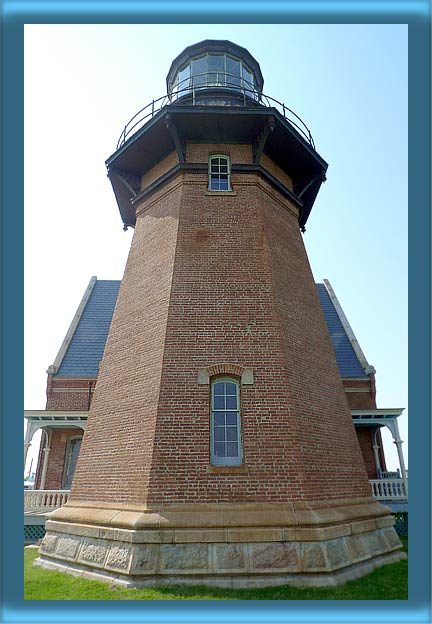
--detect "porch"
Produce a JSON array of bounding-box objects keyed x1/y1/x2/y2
[
  {"x1": 24, "y1": 408, "x2": 408, "y2": 541},
  {"x1": 24, "y1": 490, "x2": 69, "y2": 544},
  {"x1": 24, "y1": 478, "x2": 408, "y2": 516},
  {"x1": 24, "y1": 478, "x2": 408, "y2": 543}
]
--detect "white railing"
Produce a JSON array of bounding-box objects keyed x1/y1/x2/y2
[
  {"x1": 370, "y1": 479, "x2": 408, "y2": 501},
  {"x1": 24, "y1": 489, "x2": 69, "y2": 512},
  {"x1": 24, "y1": 481, "x2": 407, "y2": 511}
]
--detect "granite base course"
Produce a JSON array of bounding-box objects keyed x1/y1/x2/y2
[{"x1": 35, "y1": 498, "x2": 406, "y2": 588}]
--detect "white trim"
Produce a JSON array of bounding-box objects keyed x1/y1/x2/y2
[
  {"x1": 208, "y1": 154, "x2": 231, "y2": 192},
  {"x1": 25, "y1": 410, "x2": 89, "y2": 418},
  {"x1": 351, "y1": 409, "x2": 404, "y2": 417},
  {"x1": 47, "y1": 277, "x2": 97, "y2": 374},
  {"x1": 323, "y1": 279, "x2": 374, "y2": 374},
  {"x1": 24, "y1": 410, "x2": 88, "y2": 433}
]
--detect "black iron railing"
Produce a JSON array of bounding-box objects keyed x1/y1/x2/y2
[{"x1": 116, "y1": 73, "x2": 315, "y2": 151}]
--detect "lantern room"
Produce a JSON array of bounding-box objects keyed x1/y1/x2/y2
[{"x1": 166, "y1": 39, "x2": 264, "y2": 103}]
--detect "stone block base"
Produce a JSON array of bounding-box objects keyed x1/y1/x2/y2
[{"x1": 35, "y1": 497, "x2": 406, "y2": 588}]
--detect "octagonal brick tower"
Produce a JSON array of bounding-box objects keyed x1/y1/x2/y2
[{"x1": 37, "y1": 40, "x2": 404, "y2": 587}]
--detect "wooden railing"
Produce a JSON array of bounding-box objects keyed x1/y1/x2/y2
[
  {"x1": 369, "y1": 479, "x2": 408, "y2": 501},
  {"x1": 24, "y1": 490, "x2": 69, "y2": 512}
]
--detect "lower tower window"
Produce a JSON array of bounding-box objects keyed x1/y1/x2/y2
[
  {"x1": 208, "y1": 155, "x2": 231, "y2": 191},
  {"x1": 210, "y1": 377, "x2": 242, "y2": 465}
]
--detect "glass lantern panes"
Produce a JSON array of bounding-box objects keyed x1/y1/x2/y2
[
  {"x1": 211, "y1": 379, "x2": 242, "y2": 465},
  {"x1": 178, "y1": 64, "x2": 191, "y2": 92},
  {"x1": 242, "y1": 66, "x2": 253, "y2": 89},
  {"x1": 191, "y1": 56, "x2": 207, "y2": 87},
  {"x1": 171, "y1": 53, "x2": 258, "y2": 97},
  {"x1": 209, "y1": 156, "x2": 230, "y2": 191},
  {"x1": 208, "y1": 55, "x2": 225, "y2": 85},
  {"x1": 226, "y1": 56, "x2": 241, "y2": 88}
]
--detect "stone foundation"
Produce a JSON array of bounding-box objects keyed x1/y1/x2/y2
[{"x1": 35, "y1": 497, "x2": 406, "y2": 588}]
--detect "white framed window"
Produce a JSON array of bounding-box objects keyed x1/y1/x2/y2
[
  {"x1": 210, "y1": 377, "x2": 242, "y2": 466},
  {"x1": 208, "y1": 155, "x2": 231, "y2": 191}
]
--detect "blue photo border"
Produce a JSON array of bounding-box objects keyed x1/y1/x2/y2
[{"x1": 1, "y1": 1, "x2": 430, "y2": 622}]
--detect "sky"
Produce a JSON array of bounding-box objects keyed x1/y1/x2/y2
[{"x1": 24, "y1": 24, "x2": 408, "y2": 474}]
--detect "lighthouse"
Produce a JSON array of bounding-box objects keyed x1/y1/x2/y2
[{"x1": 36, "y1": 40, "x2": 404, "y2": 587}]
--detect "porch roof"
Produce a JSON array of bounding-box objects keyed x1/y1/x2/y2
[
  {"x1": 24, "y1": 410, "x2": 88, "y2": 442},
  {"x1": 351, "y1": 408, "x2": 404, "y2": 426}
]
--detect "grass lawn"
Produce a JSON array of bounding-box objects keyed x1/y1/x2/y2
[{"x1": 24, "y1": 539, "x2": 407, "y2": 600}]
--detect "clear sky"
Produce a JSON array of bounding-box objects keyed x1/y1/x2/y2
[{"x1": 24, "y1": 24, "x2": 408, "y2": 473}]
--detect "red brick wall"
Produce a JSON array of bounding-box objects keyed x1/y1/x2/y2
[
  {"x1": 186, "y1": 143, "x2": 253, "y2": 164},
  {"x1": 70, "y1": 179, "x2": 182, "y2": 503},
  {"x1": 343, "y1": 379, "x2": 377, "y2": 410},
  {"x1": 355, "y1": 427, "x2": 389, "y2": 480},
  {"x1": 258, "y1": 180, "x2": 370, "y2": 500},
  {"x1": 141, "y1": 151, "x2": 179, "y2": 189},
  {"x1": 35, "y1": 428, "x2": 84, "y2": 490},
  {"x1": 33, "y1": 378, "x2": 94, "y2": 489},
  {"x1": 46, "y1": 378, "x2": 96, "y2": 410},
  {"x1": 68, "y1": 146, "x2": 371, "y2": 505}
]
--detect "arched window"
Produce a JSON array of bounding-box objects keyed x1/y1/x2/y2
[
  {"x1": 210, "y1": 377, "x2": 242, "y2": 465},
  {"x1": 62, "y1": 435, "x2": 82, "y2": 489},
  {"x1": 208, "y1": 155, "x2": 231, "y2": 191}
]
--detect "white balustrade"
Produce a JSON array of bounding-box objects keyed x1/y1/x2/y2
[
  {"x1": 24, "y1": 489, "x2": 69, "y2": 512},
  {"x1": 369, "y1": 479, "x2": 408, "y2": 501}
]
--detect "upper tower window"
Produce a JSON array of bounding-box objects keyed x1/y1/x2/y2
[{"x1": 209, "y1": 155, "x2": 231, "y2": 191}]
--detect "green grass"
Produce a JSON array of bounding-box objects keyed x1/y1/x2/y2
[{"x1": 25, "y1": 539, "x2": 407, "y2": 601}]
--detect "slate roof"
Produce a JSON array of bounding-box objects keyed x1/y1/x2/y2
[
  {"x1": 316, "y1": 283, "x2": 368, "y2": 379},
  {"x1": 54, "y1": 280, "x2": 121, "y2": 378},
  {"x1": 54, "y1": 279, "x2": 368, "y2": 379}
]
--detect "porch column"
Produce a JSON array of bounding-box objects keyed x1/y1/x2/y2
[
  {"x1": 391, "y1": 419, "x2": 408, "y2": 497},
  {"x1": 392, "y1": 430, "x2": 407, "y2": 480},
  {"x1": 39, "y1": 429, "x2": 52, "y2": 490},
  {"x1": 24, "y1": 420, "x2": 36, "y2": 470},
  {"x1": 24, "y1": 443, "x2": 31, "y2": 470}
]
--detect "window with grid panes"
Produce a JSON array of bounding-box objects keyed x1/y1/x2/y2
[
  {"x1": 211, "y1": 378, "x2": 242, "y2": 465},
  {"x1": 209, "y1": 155, "x2": 231, "y2": 191}
]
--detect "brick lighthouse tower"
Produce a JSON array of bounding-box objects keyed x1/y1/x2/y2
[{"x1": 37, "y1": 40, "x2": 404, "y2": 586}]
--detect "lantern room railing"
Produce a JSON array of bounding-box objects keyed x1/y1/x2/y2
[{"x1": 116, "y1": 73, "x2": 315, "y2": 151}]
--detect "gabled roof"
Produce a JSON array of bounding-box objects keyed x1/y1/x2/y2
[
  {"x1": 51, "y1": 278, "x2": 371, "y2": 380},
  {"x1": 53, "y1": 280, "x2": 120, "y2": 378},
  {"x1": 316, "y1": 282, "x2": 369, "y2": 379}
]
